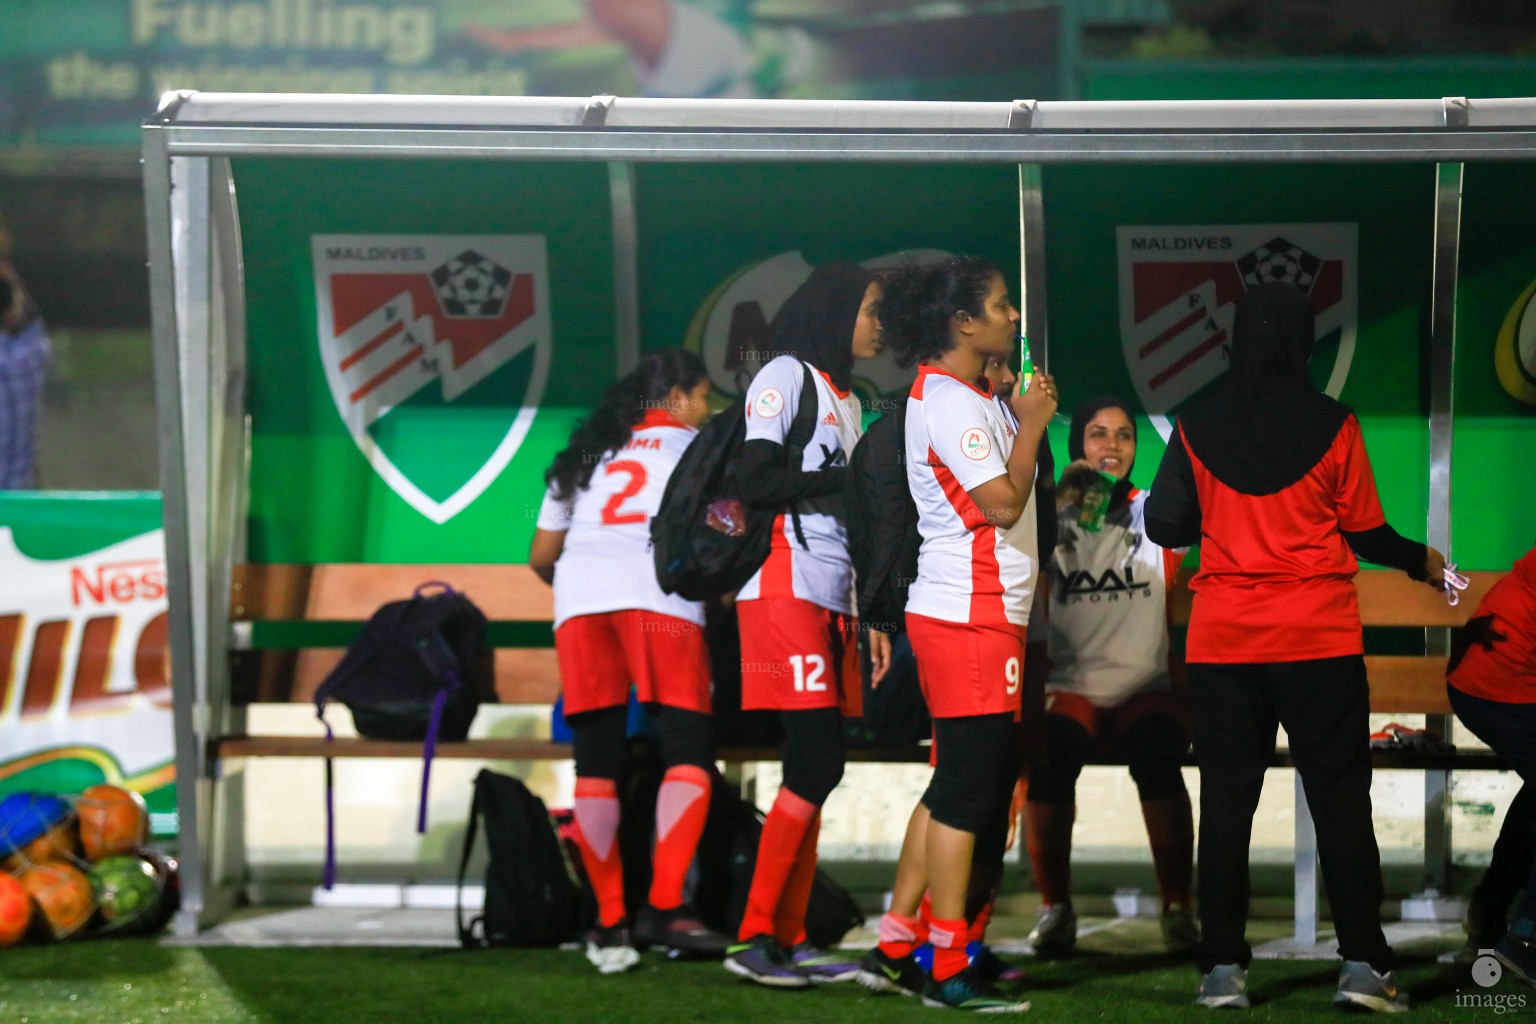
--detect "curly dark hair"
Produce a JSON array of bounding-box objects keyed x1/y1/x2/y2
[
  {"x1": 880, "y1": 255, "x2": 1003, "y2": 368},
  {"x1": 544, "y1": 347, "x2": 708, "y2": 501}
]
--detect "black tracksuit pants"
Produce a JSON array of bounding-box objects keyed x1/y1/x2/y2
[{"x1": 1188, "y1": 654, "x2": 1393, "y2": 973}]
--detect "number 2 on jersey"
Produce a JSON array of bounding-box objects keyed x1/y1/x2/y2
[
  {"x1": 790, "y1": 654, "x2": 827, "y2": 692},
  {"x1": 600, "y1": 460, "x2": 648, "y2": 525}
]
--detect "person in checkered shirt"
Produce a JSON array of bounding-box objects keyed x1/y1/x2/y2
[{"x1": 0, "y1": 209, "x2": 50, "y2": 490}]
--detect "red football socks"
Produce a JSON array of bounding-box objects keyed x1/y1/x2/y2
[
  {"x1": 929, "y1": 916, "x2": 969, "y2": 981},
  {"x1": 648, "y1": 764, "x2": 713, "y2": 911},
  {"x1": 877, "y1": 911, "x2": 924, "y2": 960},
  {"x1": 737, "y1": 787, "x2": 818, "y2": 941},
  {"x1": 967, "y1": 899, "x2": 994, "y2": 944},
  {"x1": 573, "y1": 776, "x2": 625, "y2": 927},
  {"x1": 773, "y1": 810, "x2": 821, "y2": 947}
]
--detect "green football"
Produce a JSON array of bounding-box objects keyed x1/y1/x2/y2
[{"x1": 88, "y1": 855, "x2": 162, "y2": 933}]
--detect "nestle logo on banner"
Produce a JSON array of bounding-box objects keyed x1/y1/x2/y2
[{"x1": 71, "y1": 559, "x2": 166, "y2": 607}]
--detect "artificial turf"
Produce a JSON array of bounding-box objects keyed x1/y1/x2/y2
[{"x1": 0, "y1": 935, "x2": 1520, "y2": 1023}]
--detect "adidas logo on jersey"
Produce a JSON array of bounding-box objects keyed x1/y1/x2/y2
[{"x1": 822, "y1": 412, "x2": 837, "y2": 426}]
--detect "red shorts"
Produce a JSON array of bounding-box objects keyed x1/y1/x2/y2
[
  {"x1": 738, "y1": 598, "x2": 861, "y2": 716},
  {"x1": 554, "y1": 610, "x2": 711, "y2": 716},
  {"x1": 1044, "y1": 689, "x2": 1190, "y2": 748},
  {"x1": 907, "y1": 612, "x2": 1026, "y2": 720}
]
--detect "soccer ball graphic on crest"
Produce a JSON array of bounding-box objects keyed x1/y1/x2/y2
[
  {"x1": 1237, "y1": 237, "x2": 1322, "y2": 292},
  {"x1": 432, "y1": 250, "x2": 513, "y2": 318}
]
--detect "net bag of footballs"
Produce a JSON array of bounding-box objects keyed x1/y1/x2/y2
[{"x1": 0, "y1": 786, "x2": 178, "y2": 945}]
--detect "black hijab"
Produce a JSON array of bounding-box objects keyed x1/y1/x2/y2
[
  {"x1": 1068, "y1": 395, "x2": 1137, "y2": 508},
  {"x1": 769, "y1": 262, "x2": 876, "y2": 393},
  {"x1": 1178, "y1": 281, "x2": 1351, "y2": 496}
]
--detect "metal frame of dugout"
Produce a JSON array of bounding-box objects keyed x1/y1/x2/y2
[{"x1": 145, "y1": 92, "x2": 1536, "y2": 938}]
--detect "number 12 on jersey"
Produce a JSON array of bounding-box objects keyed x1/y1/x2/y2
[{"x1": 790, "y1": 654, "x2": 828, "y2": 692}]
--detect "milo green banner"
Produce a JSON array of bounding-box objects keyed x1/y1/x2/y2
[
  {"x1": 0, "y1": 494, "x2": 176, "y2": 837},
  {"x1": 2, "y1": 1, "x2": 1058, "y2": 147},
  {"x1": 633, "y1": 162, "x2": 1020, "y2": 405}
]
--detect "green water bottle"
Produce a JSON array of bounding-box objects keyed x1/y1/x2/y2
[
  {"x1": 1017, "y1": 333, "x2": 1035, "y2": 389},
  {"x1": 1077, "y1": 469, "x2": 1117, "y2": 533}
]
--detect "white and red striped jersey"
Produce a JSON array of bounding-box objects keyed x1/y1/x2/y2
[
  {"x1": 904, "y1": 365, "x2": 1040, "y2": 628},
  {"x1": 1047, "y1": 490, "x2": 1184, "y2": 707},
  {"x1": 736, "y1": 354, "x2": 864, "y2": 615},
  {"x1": 536, "y1": 409, "x2": 705, "y2": 629}
]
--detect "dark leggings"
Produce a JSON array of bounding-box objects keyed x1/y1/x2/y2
[
  {"x1": 1027, "y1": 710, "x2": 1189, "y2": 806},
  {"x1": 923, "y1": 714, "x2": 1020, "y2": 835},
  {"x1": 1450, "y1": 685, "x2": 1536, "y2": 931},
  {"x1": 1190, "y1": 657, "x2": 1391, "y2": 973},
  {"x1": 779, "y1": 707, "x2": 845, "y2": 805},
  {"x1": 569, "y1": 703, "x2": 714, "y2": 779}
]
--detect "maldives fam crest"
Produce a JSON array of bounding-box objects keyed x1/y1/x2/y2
[
  {"x1": 1116, "y1": 223, "x2": 1357, "y2": 440},
  {"x1": 312, "y1": 235, "x2": 552, "y2": 523}
]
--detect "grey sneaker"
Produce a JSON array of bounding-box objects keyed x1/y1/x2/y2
[
  {"x1": 1332, "y1": 961, "x2": 1408, "y2": 1013},
  {"x1": 1195, "y1": 964, "x2": 1250, "y2": 1009},
  {"x1": 1027, "y1": 904, "x2": 1077, "y2": 955},
  {"x1": 1161, "y1": 904, "x2": 1201, "y2": 955},
  {"x1": 584, "y1": 922, "x2": 641, "y2": 975},
  {"x1": 724, "y1": 934, "x2": 811, "y2": 989},
  {"x1": 787, "y1": 942, "x2": 860, "y2": 983}
]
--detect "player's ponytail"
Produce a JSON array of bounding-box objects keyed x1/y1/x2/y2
[
  {"x1": 881, "y1": 255, "x2": 1002, "y2": 368},
  {"x1": 546, "y1": 348, "x2": 708, "y2": 501}
]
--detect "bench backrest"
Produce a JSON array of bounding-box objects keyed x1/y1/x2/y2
[
  {"x1": 232, "y1": 564, "x2": 1508, "y2": 715},
  {"x1": 1169, "y1": 568, "x2": 1506, "y2": 715}
]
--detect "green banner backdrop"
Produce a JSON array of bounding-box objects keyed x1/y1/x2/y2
[
  {"x1": 1041, "y1": 162, "x2": 1436, "y2": 550},
  {"x1": 633, "y1": 162, "x2": 1021, "y2": 406},
  {"x1": 1453, "y1": 162, "x2": 1536, "y2": 569},
  {"x1": 236, "y1": 157, "x2": 616, "y2": 563},
  {"x1": 235, "y1": 155, "x2": 1530, "y2": 570},
  {"x1": 236, "y1": 159, "x2": 1022, "y2": 564}
]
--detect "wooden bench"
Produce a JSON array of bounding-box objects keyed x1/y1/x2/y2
[{"x1": 216, "y1": 563, "x2": 1510, "y2": 943}]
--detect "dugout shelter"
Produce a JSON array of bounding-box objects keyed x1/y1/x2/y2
[{"x1": 144, "y1": 92, "x2": 1536, "y2": 936}]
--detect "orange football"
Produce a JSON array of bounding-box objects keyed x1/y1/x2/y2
[
  {"x1": 0, "y1": 872, "x2": 32, "y2": 946},
  {"x1": 77, "y1": 785, "x2": 148, "y2": 862},
  {"x1": 19, "y1": 862, "x2": 93, "y2": 940}
]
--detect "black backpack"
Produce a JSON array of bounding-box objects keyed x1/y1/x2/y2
[
  {"x1": 846, "y1": 405, "x2": 921, "y2": 633},
  {"x1": 456, "y1": 769, "x2": 590, "y2": 948},
  {"x1": 314, "y1": 581, "x2": 491, "y2": 743},
  {"x1": 652, "y1": 363, "x2": 819, "y2": 600},
  {"x1": 842, "y1": 406, "x2": 931, "y2": 748},
  {"x1": 312, "y1": 582, "x2": 492, "y2": 886}
]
